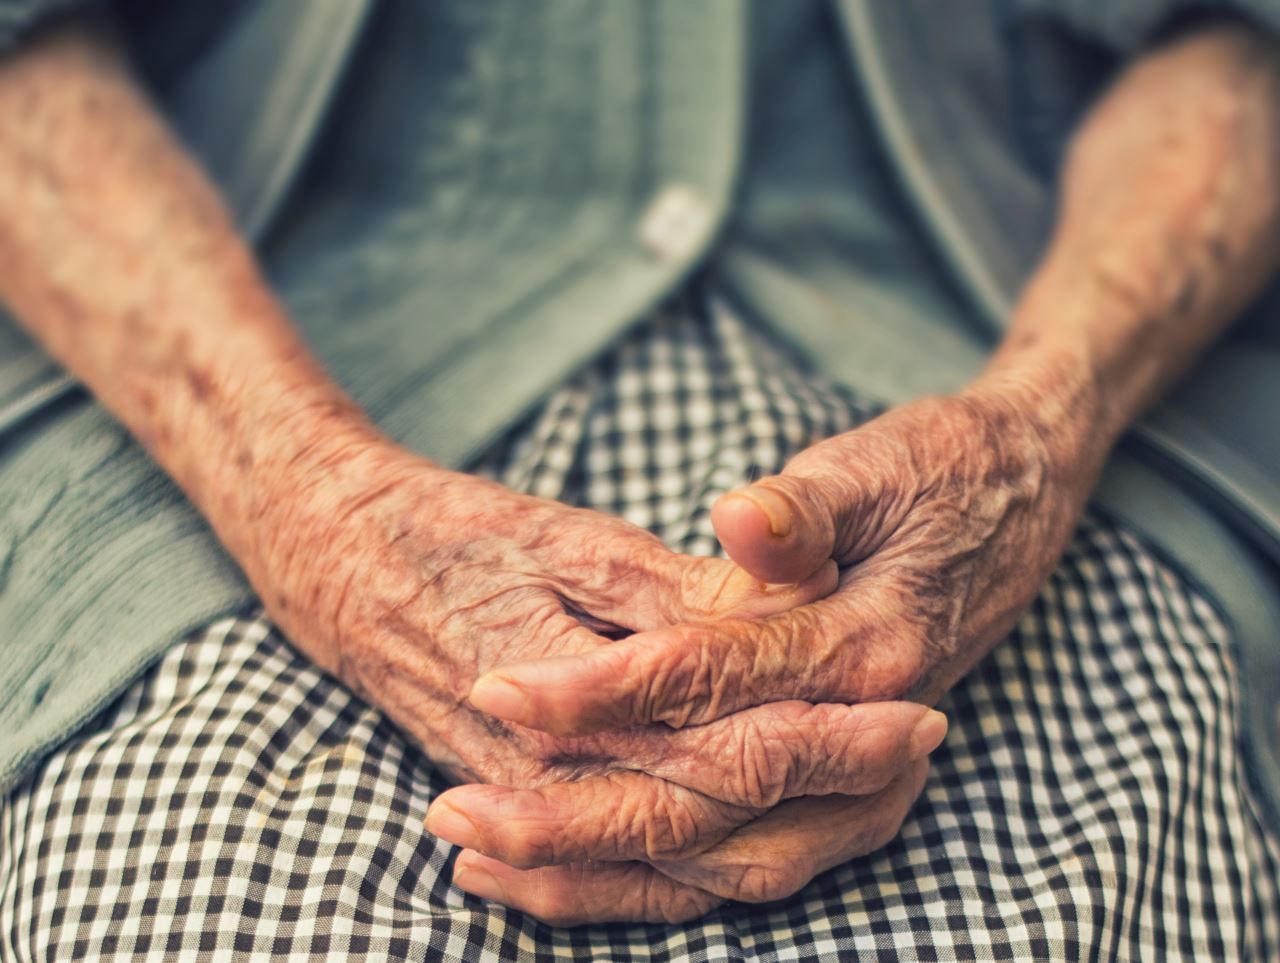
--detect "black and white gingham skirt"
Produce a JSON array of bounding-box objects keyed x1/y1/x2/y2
[{"x1": 3, "y1": 290, "x2": 1279, "y2": 961}]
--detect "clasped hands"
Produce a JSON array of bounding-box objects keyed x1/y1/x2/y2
[{"x1": 257, "y1": 389, "x2": 1087, "y2": 926}]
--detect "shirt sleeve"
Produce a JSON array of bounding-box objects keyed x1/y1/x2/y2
[
  {"x1": 1008, "y1": 0, "x2": 1280, "y2": 51},
  {"x1": 0, "y1": 0, "x2": 99, "y2": 55}
]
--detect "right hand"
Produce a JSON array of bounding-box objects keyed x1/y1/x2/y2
[{"x1": 239, "y1": 432, "x2": 946, "y2": 920}]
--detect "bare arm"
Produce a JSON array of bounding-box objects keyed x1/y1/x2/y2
[
  {"x1": 979, "y1": 18, "x2": 1280, "y2": 470},
  {"x1": 0, "y1": 19, "x2": 376, "y2": 645}
]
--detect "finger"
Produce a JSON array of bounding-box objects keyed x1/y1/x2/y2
[
  {"x1": 446, "y1": 761, "x2": 931, "y2": 924},
  {"x1": 642, "y1": 701, "x2": 946, "y2": 806},
  {"x1": 426, "y1": 704, "x2": 946, "y2": 866},
  {"x1": 654, "y1": 759, "x2": 930, "y2": 903},
  {"x1": 711, "y1": 430, "x2": 914, "y2": 584},
  {"x1": 467, "y1": 597, "x2": 922, "y2": 734},
  {"x1": 580, "y1": 548, "x2": 839, "y2": 634},
  {"x1": 710, "y1": 476, "x2": 840, "y2": 585},
  {"x1": 451, "y1": 851, "x2": 723, "y2": 926},
  {"x1": 427, "y1": 771, "x2": 752, "y2": 868}
]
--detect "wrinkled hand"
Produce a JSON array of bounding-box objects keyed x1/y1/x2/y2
[
  {"x1": 470, "y1": 386, "x2": 1091, "y2": 734},
  {"x1": 449, "y1": 388, "x2": 1089, "y2": 922},
  {"x1": 247, "y1": 437, "x2": 946, "y2": 923},
  {"x1": 440, "y1": 758, "x2": 931, "y2": 926}
]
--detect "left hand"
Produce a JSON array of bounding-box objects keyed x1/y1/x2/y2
[{"x1": 466, "y1": 383, "x2": 1097, "y2": 731}]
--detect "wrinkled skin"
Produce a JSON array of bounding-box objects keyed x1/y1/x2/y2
[
  {"x1": 457, "y1": 390, "x2": 1098, "y2": 919},
  {"x1": 249, "y1": 438, "x2": 945, "y2": 923},
  {"x1": 472, "y1": 391, "x2": 1093, "y2": 730}
]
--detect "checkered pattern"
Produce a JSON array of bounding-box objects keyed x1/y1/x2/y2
[{"x1": 3, "y1": 289, "x2": 1279, "y2": 961}]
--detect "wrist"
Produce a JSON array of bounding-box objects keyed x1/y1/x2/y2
[
  {"x1": 969, "y1": 246, "x2": 1165, "y2": 488},
  {"x1": 959, "y1": 351, "x2": 1109, "y2": 506}
]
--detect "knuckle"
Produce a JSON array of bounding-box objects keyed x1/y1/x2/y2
[
  {"x1": 638, "y1": 634, "x2": 718, "y2": 728},
  {"x1": 747, "y1": 702, "x2": 898, "y2": 800},
  {"x1": 859, "y1": 640, "x2": 925, "y2": 699},
  {"x1": 676, "y1": 558, "x2": 740, "y2": 619},
  {"x1": 648, "y1": 800, "x2": 703, "y2": 860},
  {"x1": 796, "y1": 614, "x2": 856, "y2": 698},
  {"x1": 495, "y1": 791, "x2": 563, "y2": 868},
  {"x1": 534, "y1": 906, "x2": 586, "y2": 929},
  {"x1": 728, "y1": 718, "x2": 794, "y2": 808},
  {"x1": 501, "y1": 829, "x2": 558, "y2": 870},
  {"x1": 847, "y1": 603, "x2": 927, "y2": 698},
  {"x1": 564, "y1": 527, "x2": 666, "y2": 614},
  {"x1": 802, "y1": 471, "x2": 847, "y2": 524},
  {"x1": 641, "y1": 786, "x2": 717, "y2": 860},
  {"x1": 749, "y1": 617, "x2": 806, "y2": 691},
  {"x1": 867, "y1": 804, "x2": 911, "y2": 854},
  {"x1": 856, "y1": 783, "x2": 917, "y2": 857},
  {"x1": 591, "y1": 775, "x2": 710, "y2": 862},
  {"x1": 648, "y1": 882, "x2": 722, "y2": 924},
  {"x1": 801, "y1": 707, "x2": 882, "y2": 794},
  {"x1": 527, "y1": 876, "x2": 587, "y2": 928},
  {"x1": 730, "y1": 860, "x2": 812, "y2": 904}
]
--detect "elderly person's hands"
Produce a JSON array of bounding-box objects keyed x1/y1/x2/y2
[
  {"x1": 257, "y1": 433, "x2": 947, "y2": 924},
  {"x1": 464, "y1": 384, "x2": 1089, "y2": 734},
  {"x1": 428, "y1": 384, "x2": 1068, "y2": 923},
  {"x1": 439, "y1": 386, "x2": 1074, "y2": 925},
  {"x1": 429, "y1": 376, "x2": 1097, "y2": 927}
]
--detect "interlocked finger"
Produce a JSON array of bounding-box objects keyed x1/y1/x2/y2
[
  {"x1": 427, "y1": 702, "x2": 945, "y2": 866},
  {"x1": 447, "y1": 761, "x2": 930, "y2": 923},
  {"x1": 450, "y1": 851, "x2": 724, "y2": 927},
  {"x1": 654, "y1": 759, "x2": 930, "y2": 902},
  {"x1": 467, "y1": 592, "x2": 914, "y2": 736}
]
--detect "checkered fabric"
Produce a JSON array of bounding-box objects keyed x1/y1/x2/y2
[{"x1": 3, "y1": 290, "x2": 1279, "y2": 961}]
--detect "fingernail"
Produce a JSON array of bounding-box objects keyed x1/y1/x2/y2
[
  {"x1": 426, "y1": 801, "x2": 484, "y2": 849},
  {"x1": 454, "y1": 861, "x2": 508, "y2": 902},
  {"x1": 468, "y1": 674, "x2": 530, "y2": 722},
  {"x1": 734, "y1": 486, "x2": 793, "y2": 538},
  {"x1": 907, "y1": 710, "x2": 948, "y2": 761}
]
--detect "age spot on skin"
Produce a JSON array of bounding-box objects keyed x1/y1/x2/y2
[
  {"x1": 183, "y1": 364, "x2": 216, "y2": 403},
  {"x1": 1207, "y1": 235, "x2": 1230, "y2": 265},
  {"x1": 1172, "y1": 274, "x2": 1200, "y2": 316}
]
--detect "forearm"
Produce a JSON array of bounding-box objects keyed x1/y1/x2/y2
[
  {"x1": 0, "y1": 22, "x2": 404, "y2": 576},
  {"x1": 970, "y1": 22, "x2": 1280, "y2": 483}
]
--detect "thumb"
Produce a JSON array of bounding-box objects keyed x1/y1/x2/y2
[
  {"x1": 710, "y1": 475, "x2": 840, "y2": 584},
  {"x1": 712, "y1": 435, "x2": 901, "y2": 583}
]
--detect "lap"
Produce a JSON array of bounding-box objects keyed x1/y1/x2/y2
[{"x1": 4, "y1": 295, "x2": 1278, "y2": 960}]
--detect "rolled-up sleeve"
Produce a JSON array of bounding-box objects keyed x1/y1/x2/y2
[
  {"x1": 0, "y1": 0, "x2": 99, "y2": 55},
  {"x1": 1009, "y1": 0, "x2": 1280, "y2": 50}
]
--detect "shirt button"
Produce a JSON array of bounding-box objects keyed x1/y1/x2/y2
[{"x1": 638, "y1": 183, "x2": 714, "y2": 261}]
